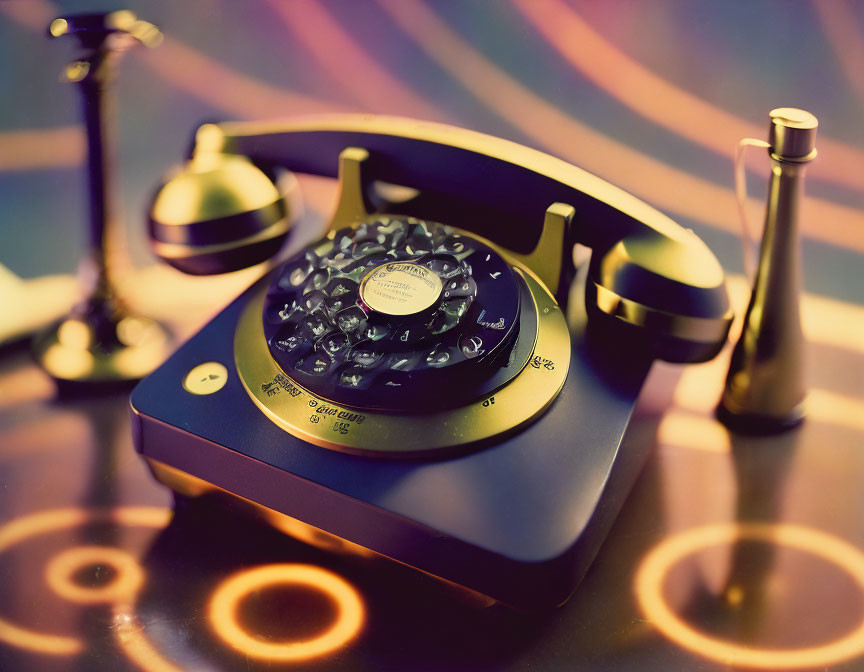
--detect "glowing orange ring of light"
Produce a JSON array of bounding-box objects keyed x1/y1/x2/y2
[
  {"x1": 208, "y1": 564, "x2": 364, "y2": 661},
  {"x1": 635, "y1": 523, "x2": 864, "y2": 669},
  {"x1": 0, "y1": 507, "x2": 170, "y2": 656},
  {"x1": 45, "y1": 546, "x2": 145, "y2": 605}
]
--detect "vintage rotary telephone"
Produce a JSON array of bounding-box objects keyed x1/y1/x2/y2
[{"x1": 132, "y1": 115, "x2": 732, "y2": 608}]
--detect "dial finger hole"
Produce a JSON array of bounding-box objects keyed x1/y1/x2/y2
[
  {"x1": 459, "y1": 333, "x2": 485, "y2": 359},
  {"x1": 428, "y1": 312, "x2": 458, "y2": 335},
  {"x1": 296, "y1": 354, "x2": 337, "y2": 375},
  {"x1": 424, "y1": 347, "x2": 452, "y2": 368},
  {"x1": 442, "y1": 278, "x2": 476, "y2": 300},
  {"x1": 321, "y1": 256, "x2": 355, "y2": 272},
  {"x1": 353, "y1": 241, "x2": 387, "y2": 258},
  {"x1": 386, "y1": 352, "x2": 421, "y2": 372},
  {"x1": 435, "y1": 234, "x2": 466, "y2": 255},
  {"x1": 404, "y1": 235, "x2": 432, "y2": 256},
  {"x1": 302, "y1": 314, "x2": 330, "y2": 339},
  {"x1": 349, "y1": 345, "x2": 384, "y2": 368},
  {"x1": 424, "y1": 255, "x2": 462, "y2": 279},
  {"x1": 364, "y1": 323, "x2": 390, "y2": 342},
  {"x1": 335, "y1": 306, "x2": 368, "y2": 335},
  {"x1": 303, "y1": 290, "x2": 327, "y2": 313},
  {"x1": 265, "y1": 299, "x2": 301, "y2": 325},
  {"x1": 440, "y1": 297, "x2": 470, "y2": 318},
  {"x1": 270, "y1": 323, "x2": 310, "y2": 357},
  {"x1": 324, "y1": 278, "x2": 359, "y2": 298},
  {"x1": 338, "y1": 365, "x2": 373, "y2": 389},
  {"x1": 317, "y1": 331, "x2": 349, "y2": 358},
  {"x1": 325, "y1": 295, "x2": 350, "y2": 314},
  {"x1": 277, "y1": 258, "x2": 314, "y2": 291},
  {"x1": 303, "y1": 269, "x2": 331, "y2": 293}
]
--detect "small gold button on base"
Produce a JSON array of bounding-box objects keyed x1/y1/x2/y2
[{"x1": 184, "y1": 362, "x2": 228, "y2": 395}]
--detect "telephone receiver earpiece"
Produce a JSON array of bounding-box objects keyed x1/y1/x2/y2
[
  {"x1": 148, "y1": 152, "x2": 295, "y2": 275},
  {"x1": 147, "y1": 115, "x2": 732, "y2": 362}
]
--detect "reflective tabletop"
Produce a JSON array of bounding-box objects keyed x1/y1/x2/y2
[
  {"x1": 1, "y1": 211, "x2": 863, "y2": 670},
  {"x1": 2, "y1": 1, "x2": 864, "y2": 669}
]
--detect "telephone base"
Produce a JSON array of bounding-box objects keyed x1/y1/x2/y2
[{"x1": 130, "y1": 271, "x2": 653, "y2": 609}]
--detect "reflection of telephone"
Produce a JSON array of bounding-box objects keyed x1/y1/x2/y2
[{"x1": 132, "y1": 115, "x2": 732, "y2": 608}]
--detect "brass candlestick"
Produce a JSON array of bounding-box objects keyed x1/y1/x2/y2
[
  {"x1": 33, "y1": 11, "x2": 170, "y2": 385},
  {"x1": 718, "y1": 108, "x2": 816, "y2": 432}
]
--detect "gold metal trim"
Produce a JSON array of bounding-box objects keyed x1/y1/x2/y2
[
  {"x1": 770, "y1": 150, "x2": 817, "y2": 164},
  {"x1": 594, "y1": 283, "x2": 733, "y2": 343},
  {"x1": 234, "y1": 267, "x2": 569, "y2": 457},
  {"x1": 505, "y1": 202, "x2": 573, "y2": 295},
  {"x1": 330, "y1": 147, "x2": 373, "y2": 231},
  {"x1": 150, "y1": 217, "x2": 292, "y2": 260}
]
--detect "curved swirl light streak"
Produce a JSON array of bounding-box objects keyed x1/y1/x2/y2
[
  {"x1": 0, "y1": 0, "x2": 53, "y2": 29},
  {"x1": 0, "y1": 127, "x2": 84, "y2": 173},
  {"x1": 376, "y1": 0, "x2": 864, "y2": 254},
  {"x1": 511, "y1": 0, "x2": 864, "y2": 194},
  {"x1": 266, "y1": 0, "x2": 450, "y2": 122},
  {"x1": 658, "y1": 411, "x2": 731, "y2": 454},
  {"x1": 3, "y1": 0, "x2": 338, "y2": 120},
  {"x1": 813, "y1": 1, "x2": 864, "y2": 108},
  {"x1": 4, "y1": 0, "x2": 863, "y2": 252},
  {"x1": 636, "y1": 523, "x2": 864, "y2": 669},
  {"x1": 140, "y1": 36, "x2": 341, "y2": 120},
  {"x1": 0, "y1": 0, "x2": 342, "y2": 171}
]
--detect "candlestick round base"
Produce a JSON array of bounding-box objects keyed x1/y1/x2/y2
[{"x1": 32, "y1": 296, "x2": 171, "y2": 384}]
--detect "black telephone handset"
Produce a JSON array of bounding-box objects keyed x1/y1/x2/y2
[
  {"x1": 135, "y1": 115, "x2": 732, "y2": 608},
  {"x1": 149, "y1": 115, "x2": 731, "y2": 363}
]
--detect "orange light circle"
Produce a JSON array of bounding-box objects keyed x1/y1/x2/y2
[
  {"x1": 45, "y1": 546, "x2": 144, "y2": 604},
  {"x1": 0, "y1": 506, "x2": 170, "y2": 656},
  {"x1": 208, "y1": 564, "x2": 364, "y2": 661},
  {"x1": 635, "y1": 523, "x2": 864, "y2": 669}
]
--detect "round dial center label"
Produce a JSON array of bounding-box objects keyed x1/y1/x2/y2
[{"x1": 360, "y1": 262, "x2": 443, "y2": 316}]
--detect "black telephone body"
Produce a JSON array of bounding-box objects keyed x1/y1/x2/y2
[{"x1": 131, "y1": 115, "x2": 732, "y2": 609}]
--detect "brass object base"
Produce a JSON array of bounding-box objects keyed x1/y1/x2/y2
[
  {"x1": 32, "y1": 297, "x2": 171, "y2": 384},
  {"x1": 715, "y1": 402, "x2": 805, "y2": 436},
  {"x1": 717, "y1": 108, "x2": 815, "y2": 435}
]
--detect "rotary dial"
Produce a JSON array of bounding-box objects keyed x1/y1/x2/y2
[{"x1": 262, "y1": 216, "x2": 522, "y2": 411}]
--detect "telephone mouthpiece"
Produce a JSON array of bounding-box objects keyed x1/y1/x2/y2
[
  {"x1": 588, "y1": 232, "x2": 733, "y2": 363},
  {"x1": 148, "y1": 155, "x2": 294, "y2": 275}
]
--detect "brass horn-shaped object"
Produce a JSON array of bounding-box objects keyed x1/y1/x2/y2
[{"x1": 717, "y1": 108, "x2": 817, "y2": 433}]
